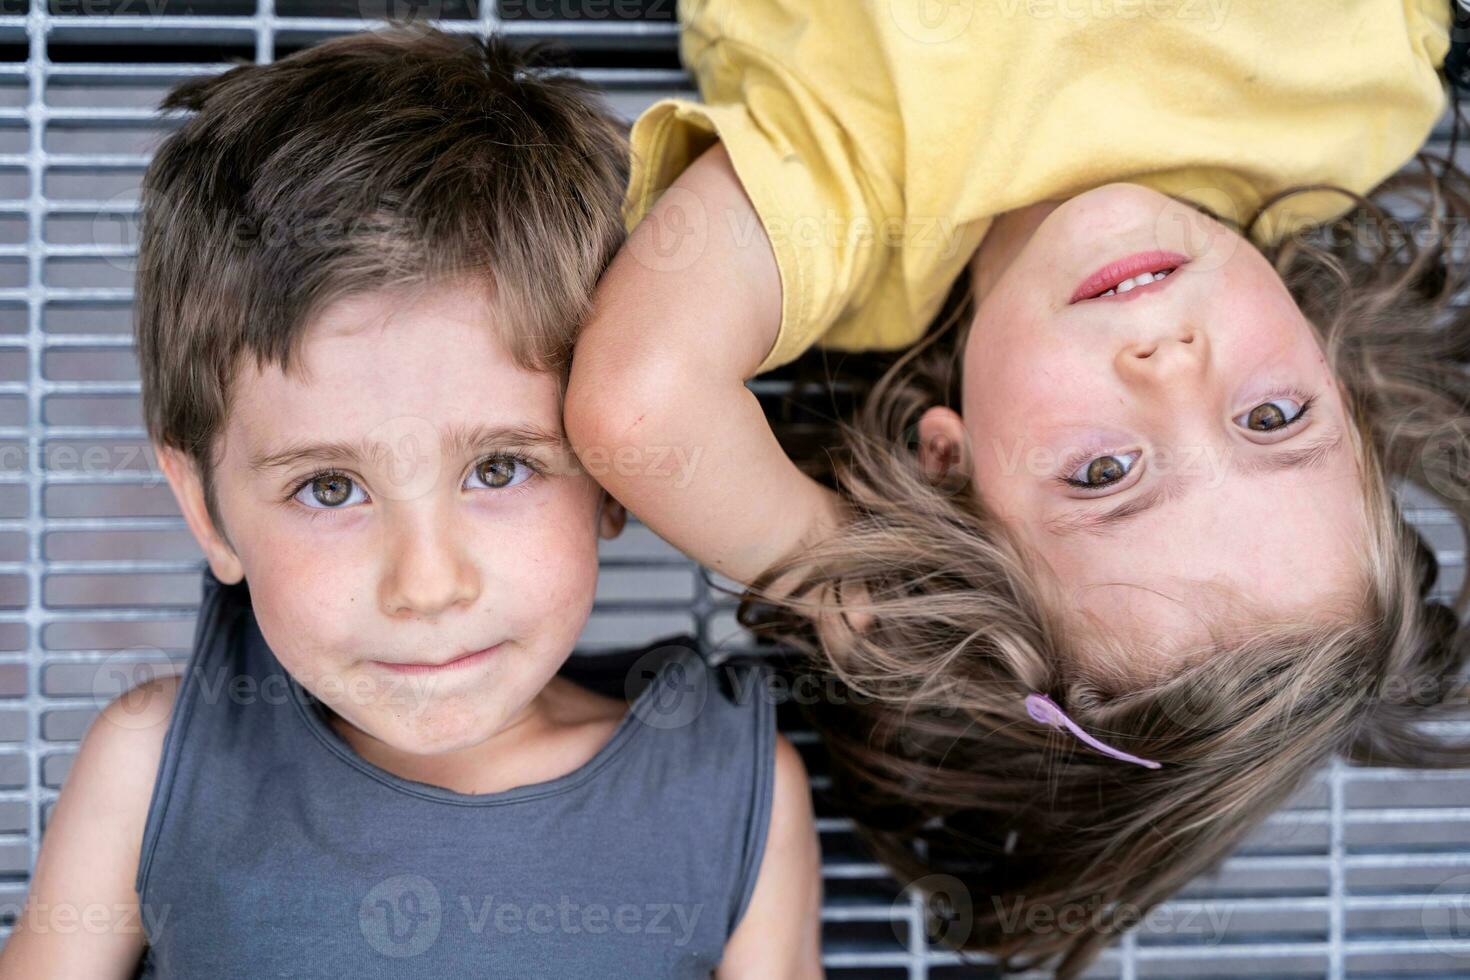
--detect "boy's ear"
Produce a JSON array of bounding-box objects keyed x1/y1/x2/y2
[
  {"x1": 597, "y1": 491, "x2": 628, "y2": 540},
  {"x1": 916, "y1": 406, "x2": 971, "y2": 483},
  {"x1": 155, "y1": 444, "x2": 245, "y2": 585}
]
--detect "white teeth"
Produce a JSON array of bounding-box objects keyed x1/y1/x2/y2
[{"x1": 1099, "y1": 269, "x2": 1171, "y2": 298}]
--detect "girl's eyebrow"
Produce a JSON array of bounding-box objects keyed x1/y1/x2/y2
[
  {"x1": 1043, "y1": 426, "x2": 1346, "y2": 538},
  {"x1": 1235, "y1": 425, "x2": 1345, "y2": 476},
  {"x1": 1044, "y1": 480, "x2": 1179, "y2": 538},
  {"x1": 247, "y1": 422, "x2": 567, "y2": 473}
]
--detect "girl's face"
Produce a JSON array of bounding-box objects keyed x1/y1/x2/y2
[{"x1": 925, "y1": 183, "x2": 1367, "y2": 658}]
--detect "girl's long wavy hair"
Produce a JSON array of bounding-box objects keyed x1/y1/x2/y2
[{"x1": 739, "y1": 146, "x2": 1470, "y2": 977}]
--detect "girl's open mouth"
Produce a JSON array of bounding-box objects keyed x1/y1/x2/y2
[{"x1": 1069, "y1": 250, "x2": 1191, "y2": 303}]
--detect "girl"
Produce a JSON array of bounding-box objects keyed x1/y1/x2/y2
[{"x1": 565, "y1": 0, "x2": 1470, "y2": 975}]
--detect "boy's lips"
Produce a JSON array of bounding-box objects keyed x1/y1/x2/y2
[
  {"x1": 1069, "y1": 250, "x2": 1190, "y2": 304},
  {"x1": 372, "y1": 642, "x2": 503, "y2": 675}
]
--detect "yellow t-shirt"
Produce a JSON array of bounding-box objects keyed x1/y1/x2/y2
[{"x1": 622, "y1": 0, "x2": 1451, "y2": 375}]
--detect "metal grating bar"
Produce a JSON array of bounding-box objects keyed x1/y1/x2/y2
[{"x1": 19, "y1": 11, "x2": 45, "y2": 975}]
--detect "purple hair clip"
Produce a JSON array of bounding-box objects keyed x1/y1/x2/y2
[{"x1": 1025, "y1": 693, "x2": 1161, "y2": 770}]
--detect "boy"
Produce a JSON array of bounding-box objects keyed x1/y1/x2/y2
[{"x1": 0, "y1": 27, "x2": 822, "y2": 978}]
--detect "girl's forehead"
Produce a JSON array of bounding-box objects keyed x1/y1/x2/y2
[{"x1": 1033, "y1": 471, "x2": 1368, "y2": 660}]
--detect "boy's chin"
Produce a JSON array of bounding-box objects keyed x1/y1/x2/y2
[
  {"x1": 329, "y1": 699, "x2": 513, "y2": 758},
  {"x1": 379, "y1": 709, "x2": 514, "y2": 756}
]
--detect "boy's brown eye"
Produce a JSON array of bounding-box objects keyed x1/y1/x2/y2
[
  {"x1": 311, "y1": 474, "x2": 353, "y2": 507},
  {"x1": 477, "y1": 456, "x2": 517, "y2": 488}
]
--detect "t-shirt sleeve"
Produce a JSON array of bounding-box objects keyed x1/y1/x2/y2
[
  {"x1": 1409, "y1": 0, "x2": 1453, "y2": 72},
  {"x1": 621, "y1": 0, "x2": 907, "y2": 375},
  {"x1": 623, "y1": 0, "x2": 1453, "y2": 376}
]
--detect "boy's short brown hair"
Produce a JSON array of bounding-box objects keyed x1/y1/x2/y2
[{"x1": 134, "y1": 26, "x2": 630, "y2": 529}]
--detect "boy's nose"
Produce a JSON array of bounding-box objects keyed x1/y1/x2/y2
[{"x1": 379, "y1": 520, "x2": 481, "y2": 619}]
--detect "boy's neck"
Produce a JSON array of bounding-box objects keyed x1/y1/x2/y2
[{"x1": 322, "y1": 674, "x2": 629, "y2": 796}]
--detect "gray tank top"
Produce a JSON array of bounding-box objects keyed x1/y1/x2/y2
[{"x1": 131, "y1": 568, "x2": 776, "y2": 978}]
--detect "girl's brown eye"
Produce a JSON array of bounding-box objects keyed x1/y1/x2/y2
[
  {"x1": 1240, "y1": 398, "x2": 1304, "y2": 432},
  {"x1": 1084, "y1": 456, "x2": 1126, "y2": 486},
  {"x1": 1066, "y1": 451, "x2": 1139, "y2": 489},
  {"x1": 311, "y1": 474, "x2": 352, "y2": 507},
  {"x1": 1247, "y1": 403, "x2": 1286, "y2": 430},
  {"x1": 476, "y1": 456, "x2": 518, "y2": 489}
]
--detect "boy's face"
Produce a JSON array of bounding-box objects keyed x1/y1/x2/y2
[{"x1": 160, "y1": 280, "x2": 624, "y2": 756}]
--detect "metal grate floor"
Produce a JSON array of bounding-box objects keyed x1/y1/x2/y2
[{"x1": 0, "y1": 3, "x2": 1466, "y2": 977}]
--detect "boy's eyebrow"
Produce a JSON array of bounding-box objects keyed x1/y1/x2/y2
[
  {"x1": 1043, "y1": 426, "x2": 1346, "y2": 538},
  {"x1": 247, "y1": 422, "x2": 568, "y2": 473}
]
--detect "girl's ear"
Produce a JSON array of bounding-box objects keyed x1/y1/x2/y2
[
  {"x1": 916, "y1": 405, "x2": 971, "y2": 483},
  {"x1": 597, "y1": 491, "x2": 628, "y2": 540},
  {"x1": 155, "y1": 443, "x2": 245, "y2": 585}
]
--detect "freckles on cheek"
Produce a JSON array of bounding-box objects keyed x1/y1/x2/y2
[
  {"x1": 519, "y1": 512, "x2": 602, "y2": 613},
  {"x1": 251, "y1": 545, "x2": 335, "y2": 607},
  {"x1": 539, "y1": 565, "x2": 598, "y2": 632},
  {"x1": 524, "y1": 532, "x2": 600, "y2": 609},
  {"x1": 238, "y1": 523, "x2": 366, "y2": 651},
  {"x1": 1019, "y1": 350, "x2": 1076, "y2": 400}
]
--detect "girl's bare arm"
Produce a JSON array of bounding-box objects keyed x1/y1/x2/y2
[{"x1": 566, "y1": 141, "x2": 844, "y2": 589}]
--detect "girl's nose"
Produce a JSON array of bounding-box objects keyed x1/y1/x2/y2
[{"x1": 1114, "y1": 322, "x2": 1208, "y2": 384}]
